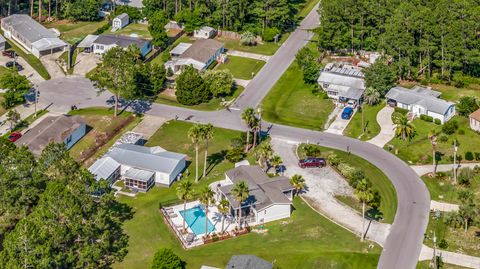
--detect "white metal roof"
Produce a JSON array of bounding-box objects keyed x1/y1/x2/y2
[
  {"x1": 31, "y1": 37, "x2": 67, "y2": 51},
  {"x1": 77, "y1": 34, "x2": 98, "y2": 48},
  {"x1": 170, "y1": 42, "x2": 192, "y2": 55},
  {"x1": 124, "y1": 168, "x2": 154, "y2": 182},
  {"x1": 385, "y1": 86, "x2": 455, "y2": 115},
  {"x1": 89, "y1": 157, "x2": 121, "y2": 181},
  {"x1": 318, "y1": 70, "x2": 365, "y2": 90}
]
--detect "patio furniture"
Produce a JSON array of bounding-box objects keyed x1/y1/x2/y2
[
  {"x1": 186, "y1": 233, "x2": 195, "y2": 243},
  {"x1": 169, "y1": 213, "x2": 178, "y2": 218}
]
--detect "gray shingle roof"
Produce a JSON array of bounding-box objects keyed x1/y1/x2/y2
[
  {"x1": 225, "y1": 255, "x2": 272, "y2": 269},
  {"x1": 221, "y1": 166, "x2": 293, "y2": 211},
  {"x1": 106, "y1": 144, "x2": 186, "y2": 175},
  {"x1": 93, "y1": 34, "x2": 149, "y2": 49},
  {"x1": 180, "y1": 39, "x2": 223, "y2": 63},
  {"x1": 15, "y1": 115, "x2": 85, "y2": 157},
  {"x1": 385, "y1": 86, "x2": 455, "y2": 115},
  {"x1": 2, "y1": 14, "x2": 58, "y2": 43}
]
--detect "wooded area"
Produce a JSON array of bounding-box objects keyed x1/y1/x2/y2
[{"x1": 316, "y1": 0, "x2": 480, "y2": 81}]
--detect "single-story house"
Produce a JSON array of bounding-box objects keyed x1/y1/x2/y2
[
  {"x1": 77, "y1": 34, "x2": 98, "y2": 53},
  {"x1": 225, "y1": 255, "x2": 272, "y2": 269},
  {"x1": 92, "y1": 34, "x2": 151, "y2": 57},
  {"x1": 164, "y1": 39, "x2": 224, "y2": 73},
  {"x1": 214, "y1": 165, "x2": 294, "y2": 225},
  {"x1": 469, "y1": 108, "x2": 480, "y2": 132},
  {"x1": 165, "y1": 21, "x2": 183, "y2": 31},
  {"x1": 317, "y1": 63, "x2": 365, "y2": 105},
  {"x1": 385, "y1": 86, "x2": 456, "y2": 124},
  {"x1": 88, "y1": 143, "x2": 187, "y2": 190},
  {"x1": 0, "y1": 34, "x2": 6, "y2": 51},
  {"x1": 194, "y1": 26, "x2": 216, "y2": 39},
  {"x1": 1, "y1": 14, "x2": 67, "y2": 58},
  {"x1": 112, "y1": 13, "x2": 129, "y2": 31},
  {"x1": 115, "y1": 0, "x2": 143, "y2": 8},
  {"x1": 15, "y1": 115, "x2": 86, "y2": 157}
]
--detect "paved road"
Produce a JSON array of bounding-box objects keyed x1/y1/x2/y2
[{"x1": 35, "y1": 3, "x2": 430, "y2": 269}]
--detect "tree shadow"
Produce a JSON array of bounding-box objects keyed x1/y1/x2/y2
[
  {"x1": 206, "y1": 150, "x2": 227, "y2": 175},
  {"x1": 366, "y1": 207, "x2": 383, "y2": 221}
]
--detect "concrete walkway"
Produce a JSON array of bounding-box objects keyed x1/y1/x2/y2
[
  {"x1": 226, "y1": 50, "x2": 270, "y2": 62},
  {"x1": 430, "y1": 200, "x2": 459, "y2": 212},
  {"x1": 419, "y1": 245, "x2": 480, "y2": 269},
  {"x1": 271, "y1": 138, "x2": 391, "y2": 246},
  {"x1": 234, "y1": 78, "x2": 250, "y2": 87},
  {"x1": 411, "y1": 163, "x2": 480, "y2": 176},
  {"x1": 325, "y1": 107, "x2": 355, "y2": 135},
  {"x1": 367, "y1": 106, "x2": 395, "y2": 148},
  {"x1": 131, "y1": 115, "x2": 167, "y2": 140}
]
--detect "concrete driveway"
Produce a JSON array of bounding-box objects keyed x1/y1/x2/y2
[
  {"x1": 0, "y1": 54, "x2": 44, "y2": 84},
  {"x1": 73, "y1": 52, "x2": 100, "y2": 76},
  {"x1": 325, "y1": 107, "x2": 355, "y2": 135},
  {"x1": 40, "y1": 52, "x2": 66, "y2": 79},
  {"x1": 368, "y1": 106, "x2": 395, "y2": 147}
]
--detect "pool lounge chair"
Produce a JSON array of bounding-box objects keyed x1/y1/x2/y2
[
  {"x1": 169, "y1": 213, "x2": 178, "y2": 218},
  {"x1": 186, "y1": 233, "x2": 195, "y2": 243}
]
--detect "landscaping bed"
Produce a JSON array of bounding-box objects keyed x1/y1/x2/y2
[
  {"x1": 215, "y1": 55, "x2": 265, "y2": 79},
  {"x1": 344, "y1": 103, "x2": 384, "y2": 141},
  {"x1": 385, "y1": 116, "x2": 480, "y2": 165},
  {"x1": 68, "y1": 107, "x2": 141, "y2": 165}
]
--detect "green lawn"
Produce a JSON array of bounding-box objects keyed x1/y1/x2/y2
[
  {"x1": 261, "y1": 60, "x2": 334, "y2": 130},
  {"x1": 112, "y1": 23, "x2": 152, "y2": 39},
  {"x1": 155, "y1": 85, "x2": 244, "y2": 111},
  {"x1": 384, "y1": 116, "x2": 480, "y2": 165},
  {"x1": 217, "y1": 34, "x2": 289, "y2": 56},
  {"x1": 44, "y1": 20, "x2": 107, "y2": 44},
  {"x1": 215, "y1": 55, "x2": 265, "y2": 80},
  {"x1": 398, "y1": 81, "x2": 480, "y2": 102},
  {"x1": 2, "y1": 37, "x2": 50, "y2": 80},
  {"x1": 298, "y1": 145, "x2": 398, "y2": 223},
  {"x1": 0, "y1": 94, "x2": 5, "y2": 116},
  {"x1": 113, "y1": 121, "x2": 380, "y2": 269},
  {"x1": 344, "y1": 103, "x2": 385, "y2": 140},
  {"x1": 417, "y1": 261, "x2": 470, "y2": 269},
  {"x1": 421, "y1": 169, "x2": 480, "y2": 204},
  {"x1": 68, "y1": 107, "x2": 142, "y2": 165}
]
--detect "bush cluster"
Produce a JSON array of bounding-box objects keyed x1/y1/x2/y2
[
  {"x1": 442, "y1": 120, "x2": 458, "y2": 135},
  {"x1": 420, "y1": 114, "x2": 433, "y2": 122}
]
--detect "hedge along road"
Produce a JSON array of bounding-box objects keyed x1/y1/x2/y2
[{"x1": 36, "y1": 2, "x2": 431, "y2": 269}]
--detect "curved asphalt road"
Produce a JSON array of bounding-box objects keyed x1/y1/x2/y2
[{"x1": 37, "y1": 3, "x2": 430, "y2": 269}]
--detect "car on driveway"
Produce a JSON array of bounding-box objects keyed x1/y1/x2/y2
[
  {"x1": 5, "y1": 61, "x2": 23, "y2": 71},
  {"x1": 341, "y1": 107, "x2": 354, "y2": 120},
  {"x1": 2, "y1": 50, "x2": 15, "y2": 58},
  {"x1": 8, "y1": 132, "x2": 22, "y2": 142},
  {"x1": 298, "y1": 157, "x2": 326, "y2": 168}
]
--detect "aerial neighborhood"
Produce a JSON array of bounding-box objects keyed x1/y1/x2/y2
[{"x1": 0, "y1": 1, "x2": 479, "y2": 269}]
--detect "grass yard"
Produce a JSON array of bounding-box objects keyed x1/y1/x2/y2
[
  {"x1": 261, "y1": 60, "x2": 334, "y2": 130},
  {"x1": 68, "y1": 107, "x2": 142, "y2": 165},
  {"x1": 215, "y1": 55, "x2": 265, "y2": 79},
  {"x1": 113, "y1": 120, "x2": 380, "y2": 269},
  {"x1": 298, "y1": 145, "x2": 397, "y2": 223},
  {"x1": 384, "y1": 116, "x2": 480, "y2": 165},
  {"x1": 44, "y1": 20, "x2": 107, "y2": 44},
  {"x1": 155, "y1": 85, "x2": 244, "y2": 111},
  {"x1": 421, "y1": 170, "x2": 480, "y2": 205},
  {"x1": 344, "y1": 103, "x2": 385, "y2": 141},
  {"x1": 0, "y1": 94, "x2": 5, "y2": 116},
  {"x1": 424, "y1": 212, "x2": 480, "y2": 257},
  {"x1": 398, "y1": 81, "x2": 480, "y2": 102},
  {"x1": 112, "y1": 23, "x2": 152, "y2": 39},
  {"x1": 417, "y1": 261, "x2": 470, "y2": 269},
  {"x1": 217, "y1": 34, "x2": 289, "y2": 56}
]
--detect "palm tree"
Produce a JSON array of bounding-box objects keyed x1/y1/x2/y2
[
  {"x1": 255, "y1": 142, "x2": 273, "y2": 170},
  {"x1": 363, "y1": 87, "x2": 381, "y2": 105},
  {"x1": 428, "y1": 132, "x2": 437, "y2": 177},
  {"x1": 241, "y1": 107, "x2": 256, "y2": 152},
  {"x1": 199, "y1": 186, "x2": 215, "y2": 236},
  {"x1": 251, "y1": 118, "x2": 260, "y2": 149},
  {"x1": 290, "y1": 174, "x2": 306, "y2": 196},
  {"x1": 270, "y1": 155, "x2": 282, "y2": 175},
  {"x1": 176, "y1": 180, "x2": 194, "y2": 232},
  {"x1": 231, "y1": 181, "x2": 249, "y2": 229},
  {"x1": 218, "y1": 199, "x2": 230, "y2": 234},
  {"x1": 393, "y1": 114, "x2": 415, "y2": 141},
  {"x1": 201, "y1": 124, "x2": 214, "y2": 178},
  {"x1": 188, "y1": 124, "x2": 203, "y2": 182},
  {"x1": 354, "y1": 179, "x2": 374, "y2": 241}
]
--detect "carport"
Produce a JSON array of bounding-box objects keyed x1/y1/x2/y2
[
  {"x1": 77, "y1": 34, "x2": 98, "y2": 53},
  {"x1": 31, "y1": 38, "x2": 68, "y2": 58}
]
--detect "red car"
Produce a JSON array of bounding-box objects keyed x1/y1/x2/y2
[
  {"x1": 298, "y1": 157, "x2": 326, "y2": 168},
  {"x1": 8, "y1": 132, "x2": 22, "y2": 142},
  {"x1": 2, "y1": 50, "x2": 15, "y2": 58}
]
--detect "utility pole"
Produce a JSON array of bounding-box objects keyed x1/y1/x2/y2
[
  {"x1": 432, "y1": 231, "x2": 437, "y2": 269},
  {"x1": 33, "y1": 86, "x2": 39, "y2": 118},
  {"x1": 453, "y1": 140, "x2": 458, "y2": 184},
  {"x1": 257, "y1": 106, "x2": 262, "y2": 144}
]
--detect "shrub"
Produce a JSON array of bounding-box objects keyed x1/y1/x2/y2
[
  {"x1": 457, "y1": 167, "x2": 473, "y2": 186},
  {"x1": 475, "y1": 152, "x2": 480, "y2": 161},
  {"x1": 230, "y1": 138, "x2": 244, "y2": 149},
  {"x1": 438, "y1": 239, "x2": 449, "y2": 249},
  {"x1": 394, "y1": 107, "x2": 409, "y2": 115},
  {"x1": 337, "y1": 162, "x2": 356, "y2": 179},
  {"x1": 327, "y1": 154, "x2": 340, "y2": 167},
  {"x1": 225, "y1": 148, "x2": 246, "y2": 163},
  {"x1": 438, "y1": 134, "x2": 448, "y2": 142},
  {"x1": 420, "y1": 114, "x2": 433, "y2": 122},
  {"x1": 240, "y1": 31, "x2": 256, "y2": 46},
  {"x1": 151, "y1": 248, "x2": 185, "y2": 269},
  {"x1": 262, "y1": 27, "x2": 280, "y2": 42},
  {"x1": 348, "y1": 168, "x2": 365, "y2": 188},
  {"x1": 302, "y1": 144, "x2": 321, "y2": 157},
  {"x1": 458, "y1": 129, "x2": 465, "y2": 135},
  {"x1": 442, "y1": 120, "x2": 458, "y2": 135},
  {"x1": 465, "y1": 151, "x2": 474, "y2": 161},
  {"x1": 434, "y1": 118, "x2": 441, "y2": 125}
]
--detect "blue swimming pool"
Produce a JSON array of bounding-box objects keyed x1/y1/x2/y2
[{"x1": 179, "y1": 206, "x2": 215, "y2": 236}]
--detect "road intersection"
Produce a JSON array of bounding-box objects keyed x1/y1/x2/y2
[{"x1": 36, "y1": 3, "x2": 430, "y2": 269}]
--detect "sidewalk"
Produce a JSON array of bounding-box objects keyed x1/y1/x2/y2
[
  {"x1": 420, "y1": 245, "x2": 480, "y2": 269},
  {"x1": 430, "y1": 200, "x2": 459, "y2": 212},
  {"x1": 410, "y1": 163, "x2": 480, "y2": 176},
  {"x1": 226, "y1": 50, "x2": 271, "y2": 62},
  {"x1": 0, "y1": 103, "x2": 36, "y2": 135},
  {"x1": 367, "y1": 106, "x2": 395, "y2": 148}
]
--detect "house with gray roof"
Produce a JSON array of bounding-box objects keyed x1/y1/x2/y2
[
  {"x1": 15, "y1": 115, "x2": 86, "y2": 157},
  {"x1": 92, "y1": 34, "x2": 151, "y2": 57},
  {"x1": 164, "y1": 39, "x2": 224, "y2": 73},
  {"x1": 214, "y1": 165, "x2": 293, "y2": 225},
  {"x1": 317, "y1": 63, "x2": 365, "y2": 105},
  {"x1": 1, "y1": 14, "x2": 67, "y2": 58},
  {"x1": 112, "y1": 13, "x2": 129, "y2": 31},
  {"x1": 385, "y1": 86, "x2": 455, "y2": 124},
  {"x1": 88, "y1": 144, "x2": 186, "y2": 190},
  {"x1": 225, "y1": 255, "x2": 272, "y2": 269},
  {"x1": 194, "y1": 26, "x2": 216, "y2": 39}
]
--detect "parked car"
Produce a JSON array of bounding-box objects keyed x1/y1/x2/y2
[
  {"x1": 298, "y1": 157, "x2": 326, "y2": 168},
  {"x1": 2, "y1": 50, "x2": 15, "y2": 58},
  {"x1": 7, "y1": 132, "x2": 22, "y2": 142},
  {"x1": 341, "y1": 107, "x2": 354, "y2": 120},
  {"x1": 5, "y1": 61, "x2": 23, "y2": 71}
]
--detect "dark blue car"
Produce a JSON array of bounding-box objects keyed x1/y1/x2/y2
[{"x1": 341, "y1": 107, "x2": 354, "y2": 120}]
